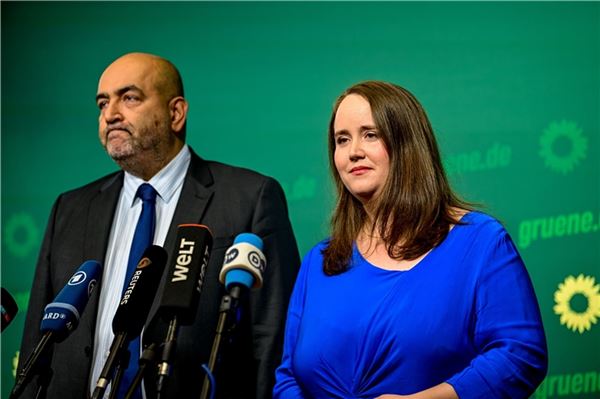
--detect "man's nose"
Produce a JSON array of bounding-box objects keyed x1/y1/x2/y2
[{"x1": 103, "y1": 100, "x2": 123, "y2": 123}]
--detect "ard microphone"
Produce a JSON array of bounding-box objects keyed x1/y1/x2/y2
[
  {"x1": 155, "y1": 224, "x2": 213, "y2": 395},
  {"x1": 1, "y1": 288, "x2": 19, "y2": 332},
  {"x1": 92, "y1": 245, "x2": 166, "y2": 399},
  {"x1": 159, "y1": 224, "x2": 213, "y2": 324},
  {"x1": 41, "y1": 260, "x2": 101, "y2": 340},
  {"x1": 219, "y1": 233, "x2": 266, "y2": 293},
  {"x1": 11, "y1": 260, "x2": 101, "y2": 399}
]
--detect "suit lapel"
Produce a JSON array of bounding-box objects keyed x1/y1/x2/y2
[
  {"x1": 76, "y1": 151, "x2": 215, "y2": 343},
  {"x1": 81, "y1": 172, "x2": 124, "y2": 343},
  {"x1": 146, "y1": 150, "x2": 215, "y2": 324}
]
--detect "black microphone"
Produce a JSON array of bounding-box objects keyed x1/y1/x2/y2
[
  {"x1": 91, "y1": 245, "x2": 167, "y2": 399},
  {"x1": 159, "y1": 224, "x2": 213, "y2": 324},
  {"x1": 1, "y1": 287, "x2": 19, "y2": 332},
  {"x1": 200, "y1": 233, "x2": 266, "y2": 399},
  {"x1": 154, "y1": 224, "x2": 213, "y2": 394},
  {"x1": 11, "y1": 260, "x2": 102, "y2": 399}
]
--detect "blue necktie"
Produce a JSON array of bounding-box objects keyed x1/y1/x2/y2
[{"x1": 118, "y1": 183, "x2": 157, "y2": 399}]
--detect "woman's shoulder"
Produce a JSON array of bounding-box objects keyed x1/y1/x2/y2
[
  {"x1": 445, "y1": 210, "x2": 513, "y2": 250},
  {"x1": 460, "y1": 210, "x2": 507, "y2": 233},
  {"x1": 302, "y1": 239, "x2": 330, "y2": 263},
  {"x1": 292, "y1": 239, "x2": 332, "y2": 283}
]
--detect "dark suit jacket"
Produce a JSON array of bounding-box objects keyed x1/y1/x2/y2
[{"x1": 18, "y1": 149, "x2": 300, "y2": 398}]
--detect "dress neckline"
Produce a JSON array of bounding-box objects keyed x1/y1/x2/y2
[{"x1": 354, "y1": 211, "x2": 474, "y2": 273}]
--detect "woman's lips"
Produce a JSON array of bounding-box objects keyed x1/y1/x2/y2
[{"x1": 350, "y1": 166, "x2": 371, "y2": 175}]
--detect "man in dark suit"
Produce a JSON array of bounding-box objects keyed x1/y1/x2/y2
[{"x1": 17, "y1": 52, "x2": 300, "y2": 398}]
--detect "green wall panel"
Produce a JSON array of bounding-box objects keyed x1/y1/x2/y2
[{"x1": 2, "y1": 2, "x2": 598, "y2": 398}]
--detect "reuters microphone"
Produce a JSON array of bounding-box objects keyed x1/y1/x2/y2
[
  {"x1": 155, "y1": 224, "x2": 213, "y2": 395},
  {"x1": 91, "y1": 245, "x2": 166, "y2": 399},
  {"x1": 11, "y1": 260, "x2": 101, "y2": 399}
]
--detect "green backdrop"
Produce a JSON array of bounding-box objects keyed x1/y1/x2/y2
[{"x1": 2, "y1": 2, "x2": 599, "y2": 398}]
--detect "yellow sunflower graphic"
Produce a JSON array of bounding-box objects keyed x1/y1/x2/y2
[
  {"x1": 13, "y1": 351, "x2": 20, "y2": 378},
  {"x1": 554, "y1": 274, "x2": 600, "y2": 334}
]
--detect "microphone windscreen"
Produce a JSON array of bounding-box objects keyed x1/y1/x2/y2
[
  {"x1": 220, "y1": 233, "x2": 266, "y2": 290},
  {"x1": 233, "y1": 232, "x2": 264, "y2": 250},
  {"x1": 1, "y1": 287, "x2": 19, "y2": 332},
  {"x1": 40, "y1": 260, "x2": 102, "y2": 341},
  {"x1": 112, "y1": 245, "x2": 167, "y2": 337},
  {"x1": 159, "y1": 224, "x2": 213, "y2": 324}
]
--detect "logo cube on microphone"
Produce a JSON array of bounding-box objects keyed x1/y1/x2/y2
[
  {"x1": 159, "y1": 224, "x2": 213, "y2": 325},
  {"x1": 40, "y1": 260, "x2": 102, "y2": 341},
  {"x1": 219, "y1": 233, "x2": 267, "y2": 290}
]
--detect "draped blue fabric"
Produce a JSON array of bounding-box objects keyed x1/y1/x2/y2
[{"x1": 274, "y1": 212, "x2": 547, "y2": 399}]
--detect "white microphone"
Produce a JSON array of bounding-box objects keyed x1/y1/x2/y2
[
  {"x1": 200, "y1": 233, "x2": 267, "y2": 399},
  {"x1": 219, "y1": 233, "x2": 266, "y2": 292}
]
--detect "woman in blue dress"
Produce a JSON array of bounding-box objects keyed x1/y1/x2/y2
[{"x1": 274, "y1": 81, "x2": 547, "y2": 399}]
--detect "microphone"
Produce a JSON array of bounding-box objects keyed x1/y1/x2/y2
[
  {"x1": 200, "y1": 233, "x2": 266, "y2": 399},
  {"x1": 11, "y1": 260, "x2": 101, "y2": 398},
  {"x1": 112, "y1": 245, "x2": 167, "y2": 336},
  {"x1": 219, "y1": 233, "x2": 266, "y2": 296},
  {"x1": 155, "y1": 224, "x2": 213, "y2": 394},
  {"x1": 92, "y1": 245, "x2": 166, "y2": 399},
  {"x1": 1, "y1": 287, "x2": 19, "y2": 332},
  {"x1": 159, "y1": 224, "x2": 213, "y2": 324}
]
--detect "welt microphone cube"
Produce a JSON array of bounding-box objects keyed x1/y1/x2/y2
[{"x1": 159, "y1": 224, "x2": 213, "y2": 325}]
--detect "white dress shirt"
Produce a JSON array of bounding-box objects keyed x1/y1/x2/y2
[{"x1": 89, "y1": 145, "x2": 191, "y2": 397}]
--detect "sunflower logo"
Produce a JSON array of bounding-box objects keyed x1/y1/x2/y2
[
  {"x1": 3, "y1": 212, "x2": 39, "y2": 258},
  {"x1": 554, "y1": 274, "x2": 600, "y2": 334},
  {"x1": 13, "y1": 351, "x2": 19, "y2": 378},
  {"x1": 539, "y1": 120, "x2": 588, "y2": 174},
  {"x1": 281, "y1": 175, "x2": 317, "y2": 202}
]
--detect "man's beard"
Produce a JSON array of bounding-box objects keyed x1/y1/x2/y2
[{"x1": 105, "y1": 120, "x2": 176, "y2": 178}]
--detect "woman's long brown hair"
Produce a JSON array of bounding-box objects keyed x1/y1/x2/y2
[{"x1": 323, "y1": 81, "x2": 471, "y2": 275}]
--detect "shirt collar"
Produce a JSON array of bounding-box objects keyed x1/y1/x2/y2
[{"x1": 123, "y1": 145, "x2": 191, "y2": 207}]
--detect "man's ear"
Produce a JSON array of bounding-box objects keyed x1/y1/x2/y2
[{"x1": 169, "y1": 96, "x2": 188, "y2": 133}]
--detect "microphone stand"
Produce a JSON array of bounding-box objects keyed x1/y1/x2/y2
[
  {"x1": 11, "y1": 333, "x2": 54, "y2": 399},
  {"x1": 91, "y1": 333, "x2": 128, "y2": 399},
  {"x1": 107, "y1": 350, "x2": 130, "y2": 399},
  {"x1": 33, "y1": 363, "x2": 53, "y2": 399},
  {"x1": 124, "y1": 343, "x2": 158, "y2": 399},
  {"x1": 199, "y1": 286, "x2": 243, "y2": 399},
  {"x1": 156, "y1": 318, "x2": 179, "y2": 397}
]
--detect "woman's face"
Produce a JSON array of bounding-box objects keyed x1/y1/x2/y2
[{"x1": 333, "y1": 94, "x2": 390, "y2": 205}]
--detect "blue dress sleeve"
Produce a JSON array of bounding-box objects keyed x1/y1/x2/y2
[
  {"x1": 446, "y1": 228, "x2": 548, "y2": 398},
  {"x1": 273, "y1": 245, "x2": 317, "y2": 398}
]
